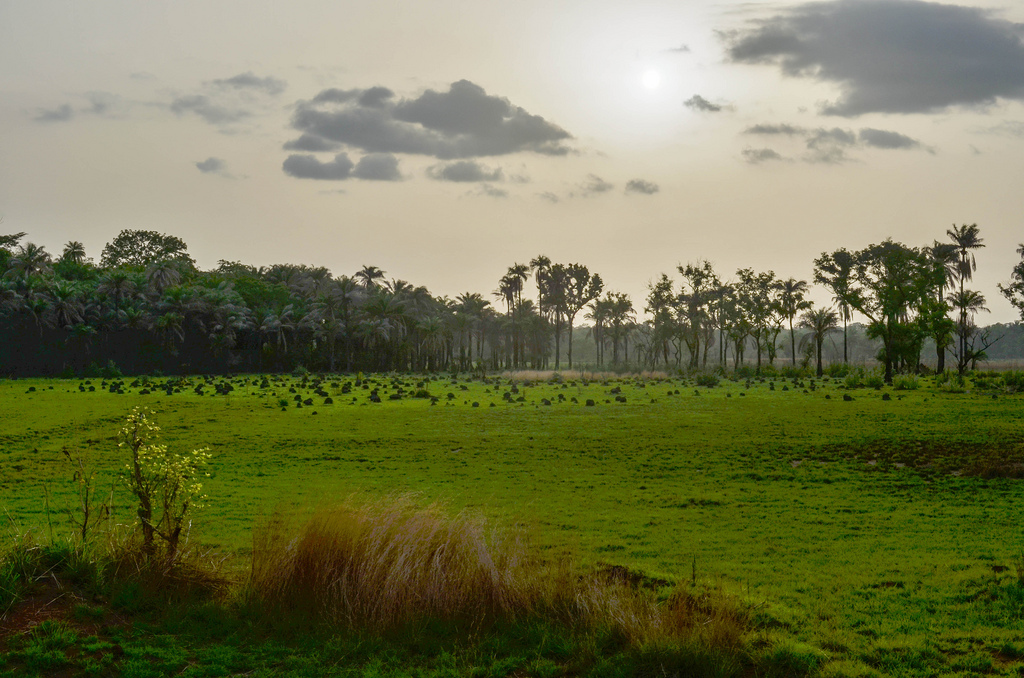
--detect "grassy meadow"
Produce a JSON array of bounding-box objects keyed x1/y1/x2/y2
[{"x1": 3, "y1": 369, "x2": 1024, "y2": 676}]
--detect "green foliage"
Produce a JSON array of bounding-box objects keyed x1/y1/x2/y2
[
  {"x1": 119, "y1": 407, "x2": 211, "y2": 559},
  {"x1": 101, "y1": 359, "x2": 122, "y2": 379},
  {"x1": 892, "y1": 374, "x2": 920, "y2": 390},
  {"x1": 695, "y1": 372, "x2": 720, "y2": 388},
  {"x1": 843, "y1": 370, "x2": 863, "y2": 389},
  {"x1": 825, "y1": 362, "x2": 851, "y2": 378},
  {"x1": 99, "y1": 229, "x2": 195, "y2": 270}
]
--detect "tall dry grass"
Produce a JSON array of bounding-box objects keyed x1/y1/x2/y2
[{"x1": 248, "y1": 495, "x2": 747, "y2": 649}]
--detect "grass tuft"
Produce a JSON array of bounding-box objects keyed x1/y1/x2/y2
[{"x1": 247, "y1": 495, "x2": 749, "y2": 656}]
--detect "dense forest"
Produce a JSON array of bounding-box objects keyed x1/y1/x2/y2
[{"x1": 2, "y1": 225, "x2": 1024, "y2": 380}]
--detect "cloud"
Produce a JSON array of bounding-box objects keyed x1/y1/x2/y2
[
  {"x1": 625, "y1": 179, "x2": 659, "y2": 195},
  {"x1": 807, "y1": 127, "x2": 856, "y2": 149},
  {"x1": 283, "y1": 134, "x2": 343, "y2": 152},
  {"x1": 427, "y1": 160, "x2": 504, "y2": 182},
  {"x1": 474, "y1": 184, "x2": 508, "y2": 198},
  {"x1": 725, "y1": 0, "x2": 1024, "y2": 116},
  {"x1": 282, "y1": 153, "x2": 354, "y2": 180},
  {"x1": 744, "y1": 123, "x2": 806, "y2": 135},
  {"x1": 804, "y1": 128, "x2": 857, "y2": 163},
  {"x1": 980, "y1": 120, "x2": 1024, "y2": 137},
  {"x1": 745, "y1": 121, "x2": 928, "y2": 162},
  {"x1": 858, "y1": 128, "x2": 923, "y2": 150},
  {"x1": 684, "y1": 94, "x2": 724, "y2": 112},
  {"x1": 538, "y1": 191, "x2": 560, "y2": 203},
  {"x1": 742, "y1": 148, "x2": 786, "y2": 163},
  {"x1": 34, "y1": 104, "x2": 74, "y2": 123},
  {"x1": 580, "y1": 174, "x2": 614, "y2": 196},
  {"x1": 667, "y1": 44, "x2": 691, "y2": 53},
  {"x1": 211, "y1": 72, "x2": 286, "y2": 96},
  {"x1": 352, "y1": 153, "x2": 402, "y2": 181},
  {"x1": 84, "y1": 92, "x2": 120, "y2": 116},
  {"x1": 170, "y1": 95, "x2": 250, "y2": 125},
  {"x1": 289, "y1": 79, "x2": 573, "y2": 160},
  {"x1": 195, "y1": 157, "x2": 228, "y2": 174}
]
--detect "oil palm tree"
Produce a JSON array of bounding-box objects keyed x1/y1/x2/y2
[
  {"x1": 798, "y1": 307, "x2": 839, "y2": 377},
  {"x1": 778, "y1": 277, "x2": 812, "y2": 368},
  {"x1": 60, "y1": 241, "x2": 87, "y2": 265},
  {"x1": 6, "y1": 242, "x2": 52, "y2": 285},
  {"x1": 813, "y1": 249, "x2": 856, "y2": 364},
  {"x1": 355, "y1": 265, "x2": 386, "y2": 291},
  {"x1": 947, "y1": 224, "x2": 985, "y2": 371}
]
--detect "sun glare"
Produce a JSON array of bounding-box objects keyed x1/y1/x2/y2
[{"x1": 642, "y1": 69, "x2": 661, "y2": 90}]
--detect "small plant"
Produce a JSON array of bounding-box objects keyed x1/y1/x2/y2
[
  {"x1": 292, "y1": 364, "x2": 309, "y2": 378},
  {"x1": 843, "y1": 370, "x2": 863, "y2": 389},
  {"x1": 119, "y1": 407, "x2": 211, "y2": 560},
  {"x1": 695, "y1": 373, "x2": 719, "y2": 388},
  {"x1": 60, "y1": 445, "x2": 114, "y2": 544},
  {"x1": 825, "y1": 363, "x2": 850, "y2": 378},
  {"x1": 936, "y1": 372, "x2": 966, "y2": 393},
  {"x1": 892, "y1": 374, "x2": 920, "y2": 391},
  {"x1": 101, "y1": 360, "x2": 123, "y2": 379},
  {"x1": 864, "y1": 372, "x2": 884, "y2": 389},
  {"x1": 1002, "y1": 371, "x2": 1024, "y2": 393}
]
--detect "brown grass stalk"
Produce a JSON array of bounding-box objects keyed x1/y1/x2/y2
[{"x1": 248, "y1": 495, "x2": 748, "y2": 646}]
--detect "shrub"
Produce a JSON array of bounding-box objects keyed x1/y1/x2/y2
[
  {"x1": 843, "y1": 370, "x2": 863, "y2": 389},
  {"x1": 892, "y1": 374, "x2": 920, "y2": 391},
  {"x1": 825, "y1": 363, "x2": 851, "y2": 378},
  {"x1": 695, "y1": 373, "x2": 719, "y2": 388},
  {"x1": 119, "y1": 407, "x2": 211, "y2": 560},
  {"x1": 864, "y1": 372, "x2": 884, "y2": 389},
  {"x1": 936, "y1": 371, "x2": 966, "y2": 393},
  {"x1": 1002, "y1": 371, "x2": 1024, "y2": 393},
  {"x1": 101, "y1": 360, "x2": 123, "y2": 379}
]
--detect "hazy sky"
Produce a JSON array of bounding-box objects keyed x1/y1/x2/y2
[{"x1": 3, "y1": 0, "x2": 1024, "y2": 321}]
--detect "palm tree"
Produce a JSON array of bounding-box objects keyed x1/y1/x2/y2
[
  {"x1": 60, "y1": 241, "x2": 87, "y2": 265},
  {"x1": 925, "y1": 242, "x2": 958, "y2": 372},
  {"x1": 6, "y1": 243, "x2": 52, "y2": 284},
  {"x1": 946, "y1": 288, "x2": 989, "y2": 373},
  {"x1": 813, "y1": 249, "x2": 856, "y2": 364},
  {"x1": 947, "y1": 224, "x2": 985, "y2": 372},
  {"x1": 46, "y1": 280, "x2": 85, "y2": 329},
  {"x1": 355, "y1": 265, "x2": 386, "y2": 291},
  {"x1": 456, "y1": 292, "x2": 489, "y2": 367},
  {"x1": 778, "y1": 278, "x2": 812, "y2": 368},
  {"x1": 798, "y1": 307, "x2": 839, "y2": 377},
  {"x1": 146, "y1": 261, "x2": 183, "y2": 296},
  {"x1": 96, "y1": 270, "x2": 139, "y2": 317}
]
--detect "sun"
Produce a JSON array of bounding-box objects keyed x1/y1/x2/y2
[{"x1": 642, "y1": 69, "x2": 661, "y2": 90}]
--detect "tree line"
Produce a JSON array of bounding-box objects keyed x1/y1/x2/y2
[{"x1": 2, "y1": 225, "x2": 1024, "y2": 381}]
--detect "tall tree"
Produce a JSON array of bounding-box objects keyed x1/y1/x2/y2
[
  {"x1": 549, "y1": 263, "x2": 602, "y2": 369},
  {"x1": 924, "y1": 242, "x2": 958, "y2": 372},
  {"x1": 798, "y1": 307, "x2": 839, "y2": 377},
  {"x1": 355, "y1": 265, "x2": 386, "y2": 291},
  {"x1": 778, "y1": 277, "x2": 812, "y2": 368},
  {"x1": 848, "y1": 240, "x2": 931, "y2": 383},
  {"x1": 947, "y1": 224, "x2": 985, "y2": 374},
  {"x1": 813, "y1": 249, "x2": 856, "y2": 364},
  {"x1": 100, "y1": 230, "x2": 195, "y2": 270}
]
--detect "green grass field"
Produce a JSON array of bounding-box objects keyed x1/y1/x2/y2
[{"x1": 3, "y1": 371, "x2": 1024, "y2": 676}]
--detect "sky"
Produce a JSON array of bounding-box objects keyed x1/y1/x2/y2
[{"x1": 2, "y1": 0, "x2": 1024, "y2": 322}]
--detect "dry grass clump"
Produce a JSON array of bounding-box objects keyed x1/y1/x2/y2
[
  {"x1": 248, "y1": 495, "x2": 748, "y2": 648},
  {"x1": 250, "y1": 496, "x2": 532, "y2": 630}
]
